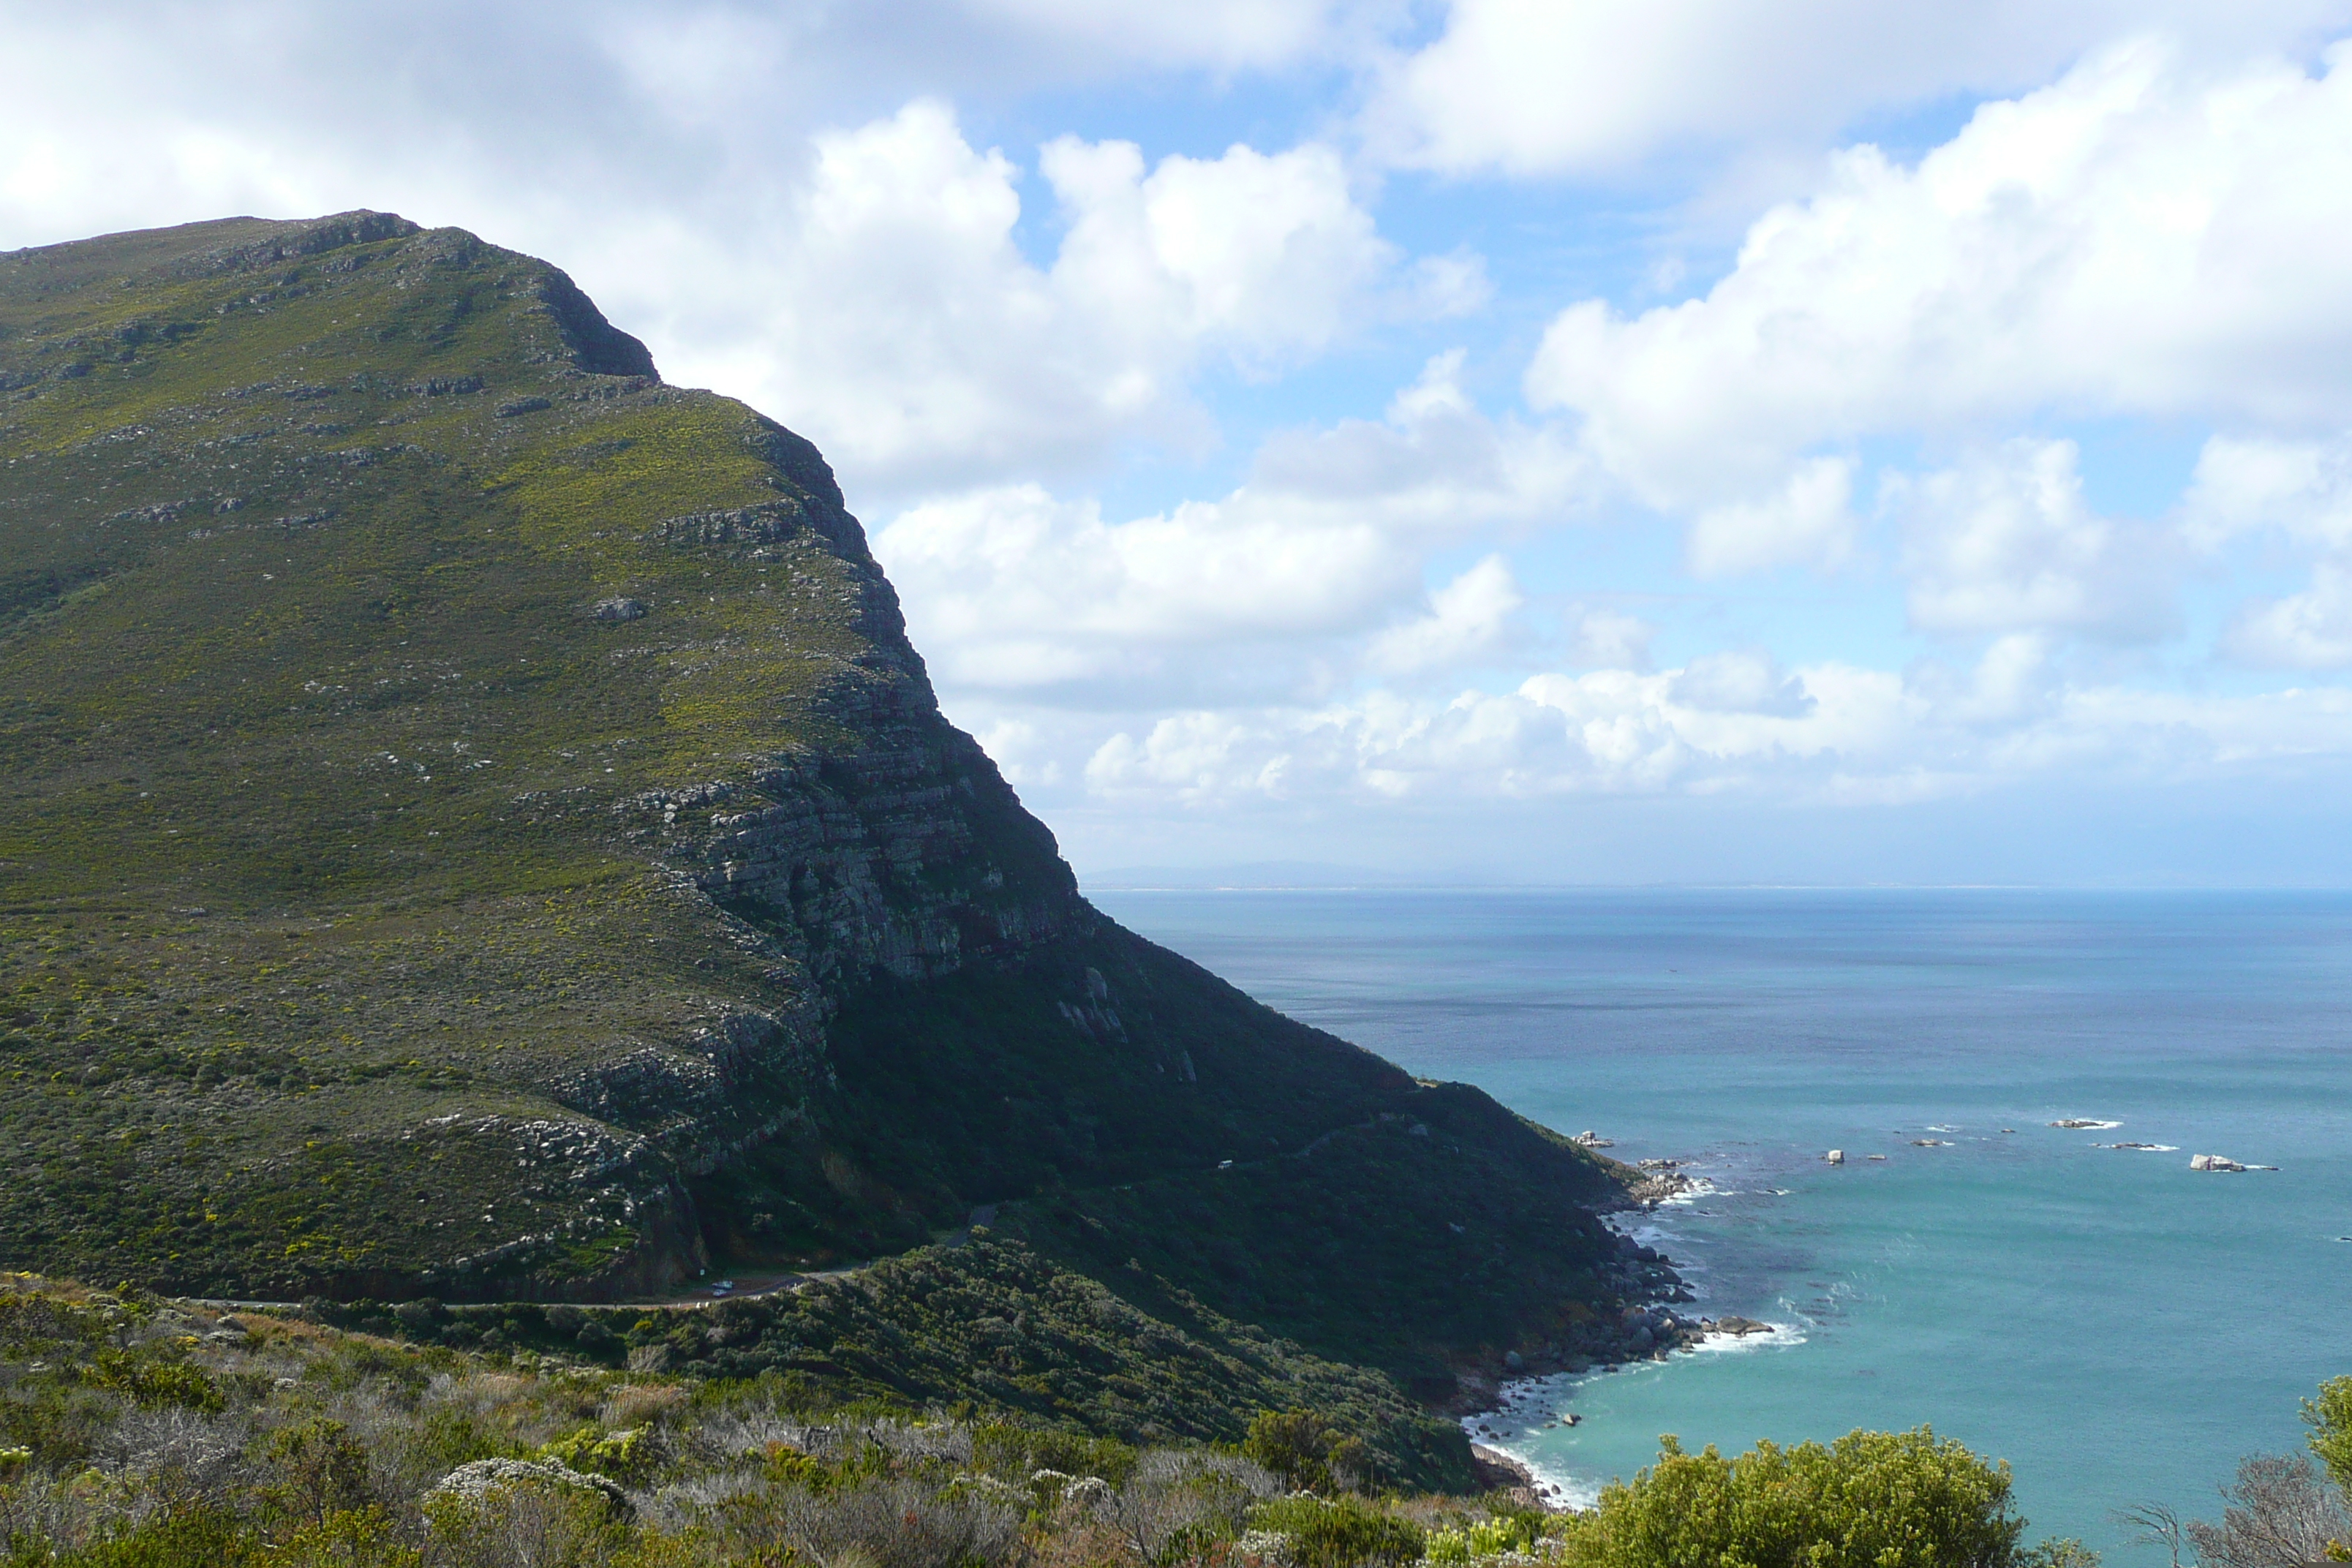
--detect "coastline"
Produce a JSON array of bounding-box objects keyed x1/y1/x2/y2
[{"x1": 1450, "y1": 1155, "x2": 1795, "y2": 1507}]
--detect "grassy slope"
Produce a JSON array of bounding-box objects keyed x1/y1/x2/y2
[
  {"x1": 0, "y1": 214, "x2": 888, "y2": 1294},
  {"x1": 298, "y1": 1237, "x2": 1478, "y2": 1488},
  {"x1": 1, "y1": 1267, "x2": 1486, "y2": 1509},
  {"x1": 0, "y1": 214, "x2": 1636, "y2": 1407}
]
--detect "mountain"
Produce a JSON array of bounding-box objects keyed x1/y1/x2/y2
[{"x1": 0, "y1": 213, "x2": 1639, "y2": 1422}]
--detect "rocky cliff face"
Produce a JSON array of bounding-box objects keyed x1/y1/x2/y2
[{"x1": 0, "y1": 214, "x2": 1627, "y2": 1347}]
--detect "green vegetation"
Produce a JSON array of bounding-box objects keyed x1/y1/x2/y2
[
  {"x1": 298, "y1": 1239, "x2": 1475, "y2": 1491},
  {"x1": 2307, "y1": 1376, "x2": 2352, "y2": 1495},
  {"x1": 0, "y1": 1275, "x2": 2140, "y2": 1568},
  {"x1": 1548, "y1": 1429, "x2": 2082, "y2": 1568},
  {"x1": 0, "y1": 1273, "x2": 1496, "y2": 1564},
  {"x1": 1246, "y1": 1495, "x2": 1428, "y2": 1568},
  {"x1": 0, "y1": 213, "x2": 902, "y2": 1296}
]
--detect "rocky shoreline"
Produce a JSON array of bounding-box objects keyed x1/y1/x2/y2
[
  {"x1": 1441, "y1": 1151, "x2": 1788, "y2": 1506},
  {"x1": 1441, "y1": 1158, "x2": 1777, "y2": 1417}
]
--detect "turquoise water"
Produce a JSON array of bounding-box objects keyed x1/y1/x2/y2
[{"x1": 1087, "y1": 889, "x2": 2352, "y2": 1563}]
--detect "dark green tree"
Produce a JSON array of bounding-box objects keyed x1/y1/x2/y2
[
  {"x1": 2306, "y1": 1376, "x2": 2352, "y2": 1498},
  {"x1": 1244, "y1": 1411, "x2": 1338, "y2": 1493},
  {"x1": 260, "y1": 1419, "x2": 373, "y2": 1533}
]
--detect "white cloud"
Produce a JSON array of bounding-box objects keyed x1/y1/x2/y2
[
  {"x1": 651, "y1": 106, "x2": 1411, "y2": 490},
  {"x1": 1891, "y1": 440, "x2": 2178, "y2": 641},
  {"x1": 1918, "y1": 633, "x2": 2061, "y2": 727},
  {"x1": 1524, "y1": 42, "x2": 2352, "y2": 511},
  {"x1": 1244, "y1": 350, "x2": 1590, "y2": 522},
  {"x1": 1365, "y1": 556, "x2": 1525, "y2": 674},
  {"x1": 1368, "y1": 0, "x2": 2352, "y2": 176},
  {"x1": 1086, "y1": 712, "x2": 1308, "y2": 802},
  {"x1": 1064, "y1": 638, "x2": 2352, "y2": 818},
  {"x1": 2179, "y1": 434, "x2": 2352, "y2": 667},
  {"x1": 2182, "y1": 433, "x2": 2352, "y2": 551},
  {"x1": 1688, "y1": 456, "x2": 1858, "y2": 576},
  {"x1": 960, "y1": 0, "x2": 1375, "y2": 75},
  {"x1": 874, "y1": 480, "x2": 1411, "y2": 692},
  {"x1": 1039, "y1": 135, "x2": 1395, "y2": 377},
  {"x1": 2223, "y1": 565, "x2": 2352, "y2": 668},
  {"x1": 1669, "y1": 652, "x2": 1817, "y2": 717},
  {"x1": 2173, "y1": 434, "x2": 2352, "y2": 552},
  {"x1": 1564, "y1": 608, "x2": 1657, "y2": 671},
  {"x1": 872, "y1": 354, "x2": 1589, "y2": 698}
]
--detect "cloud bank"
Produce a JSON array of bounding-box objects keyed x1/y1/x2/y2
[{"x1": 13, "y1": 0, "x2": 2352, "y2": 880}]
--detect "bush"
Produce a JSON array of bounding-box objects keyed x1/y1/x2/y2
[
  {"x1": 538, "y1": 1426, "x2": 657, "y2": 1488},
  {"x1": 1245, "y1": 1496, "x2": 1424, "y2": 1568},
  {"x1": 1243, "y1": 1412, "x2": 1343, "y2": 1495},
  {"x1": 970, "y1": 1423, "x2": 1137, "y2": 1488},
  {"x1": 761, "y1": 1474, "x2": 1024, "y2": 1568},
  {"x1": 1112, "y1": 1449, "x2": 1278, "y2": 1564},
  {"x1": 82, "y1": 1354, "x2": 223, "y2": 1417},
  {"x1": 1550, "y1": 1429, "x2": 2046, "y2": 1568},
  {"x1": 255, "y1": 1506, "x2": 418, "y2": 1568},
  {"x1": 1424, "y1": 1514, "x2": 1539, "y2": 1565},
  {"x1": 422, "y1": 1474, "x2": 626, "y2": 1568},
  {"x1": 260, "y1": 1419, "x2": 372, "y2": 1531},
  {"x1": 43, "y1": 1501, "x2": 257, "y2": 1568},
  {"x1": 2307, "y1": 1377, "x2": 2352, "y2": 1496},
  {"x1": 2183, "y1": 1454, "x2": 2350, "y2": 1568}
]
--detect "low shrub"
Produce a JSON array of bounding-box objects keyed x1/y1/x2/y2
[
  {"x1": 1245, "y1": 1495, "x2": 1425, "y2": 1568},
  {"x1": 1550, "y1": 1429, "x2": 2037, "y2": 1568}
]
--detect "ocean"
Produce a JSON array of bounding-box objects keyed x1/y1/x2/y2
[{"x1": 1087, "y1": 887, "x2": 2352, "y2": 1565}]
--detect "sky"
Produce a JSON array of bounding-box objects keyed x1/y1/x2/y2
[{"x1": 11, "y1": 1, "x2": 2352, "y2": 886}]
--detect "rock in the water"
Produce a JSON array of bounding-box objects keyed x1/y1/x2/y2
[{"x1": 1825, "y1": 1149, "x2": 1845, "y2": 1165}]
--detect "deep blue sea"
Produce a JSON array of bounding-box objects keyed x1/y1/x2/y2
[{"x1": 1087, "y1": 889, "x2": 2352, "y2": 1565}]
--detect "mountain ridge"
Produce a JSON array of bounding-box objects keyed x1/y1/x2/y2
[{"x1": 0, "y1": 214, "x2": 1643, "y2": 1436}]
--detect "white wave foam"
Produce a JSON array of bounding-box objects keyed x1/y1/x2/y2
[
  {"x1": 1505, "y1": 1451, "x2": 1602, "y2": 1512},
  {"x1": 1652, "y1": 1177, "x2": 1722, "y2": 1207},
  {"x1": 1460, "y1": 1319, "x2": 1806, "y2": 1507},
  {"x1": 1463, "y1": 1437, "x2": 1602, "y2": 1509},
  {"x1": 1613, "y1": 1219, "x2": 1681, "y2": 1251},
  {"x1": 2095, "y1": 1142, "x2": 2179, "y2": 1152},
  {"x1": 2048, "y1": 1119, "x2": 2122, "y2": 1130}
]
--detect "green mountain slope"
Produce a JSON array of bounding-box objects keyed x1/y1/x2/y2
[{"x1": 0, "y1": 214, "x2": 1633, "y2": 1389}]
